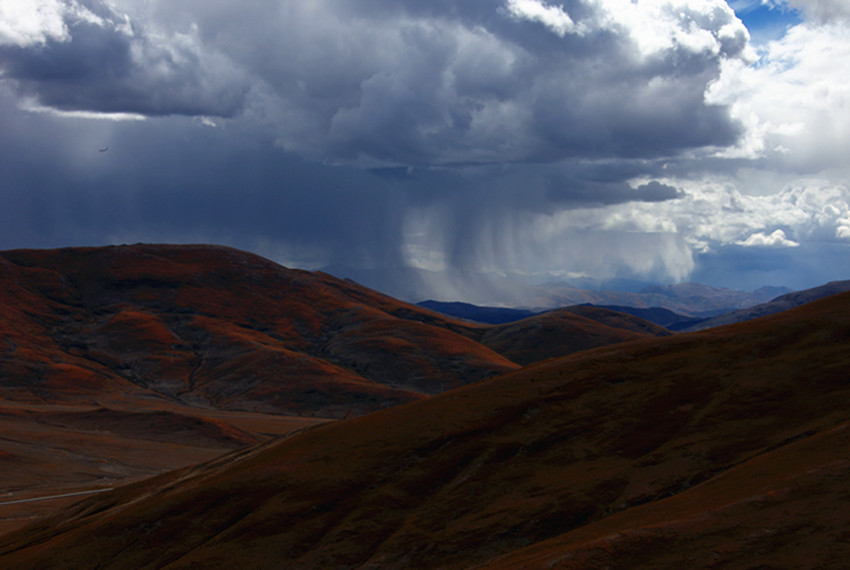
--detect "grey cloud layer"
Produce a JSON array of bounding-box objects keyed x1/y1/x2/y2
[
  {"x1": 3, "y1": 0, "x2": 750, "y2": 167},
  {"x1": 784, "y1": 0, "x2": 850, "y2": 22},
  {"x1": 1, "y1": 0, "x2": 249, "y2": 117},
  {"x1": 1, "y1": 0, "x2": 847, "y2": 296},
  {"x1": 246, "y1": 0, "x2": 749, "y2": 165}
]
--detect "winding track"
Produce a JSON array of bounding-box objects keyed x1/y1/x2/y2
[{"x1": 0, "y1": 488, "x2": 112, "y2": 507}]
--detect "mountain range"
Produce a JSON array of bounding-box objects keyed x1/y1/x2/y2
[
  {"x1": 420, "y1": 280, "x2": 850, "y2": 332},
  {"x1": 0, "y1": 244, "x2": 848, "y2": 567},
  {"x1": 322, "y1": 264, "x2": 790, "y2": 315},
  {"x1": 678, "y1": 279, "x2": 850, "y2": 331}
]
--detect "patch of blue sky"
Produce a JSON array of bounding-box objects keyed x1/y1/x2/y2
[{"x1": 729, "y1": 0, "x2": 802, "y2": 45}]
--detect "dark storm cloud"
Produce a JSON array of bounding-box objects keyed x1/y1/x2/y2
[
  {"x1": 0, "y1": 74, "x2": 684, "y2": 283},
  {"x1": 0, "y1": 84, "x2": 410, "y2": 269},
  {"x1": 691, "y1": 242, "x2": 850, "y2": 291},
  {"x1": 547, "y1": 177, "x2": 682, "y2": 205},
  {"x1": 268, "y1": 0, "x2": 748, "y2": 166},
  {"x1": 2, "y1": 0, "x2": 751, "y2": 166},
  {"x1": 6, "y1": 0, "x2": 844, "y2": 298},
  {"x1": 0, "y1": 0, "x2": 248, "y2": 117}
]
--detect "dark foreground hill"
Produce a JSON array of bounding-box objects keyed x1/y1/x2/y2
[
  {"x1": 0, "y1": 244, "x2": 670, "y2": 534},
  {"x1": 2, "y1": 291, "x2": 848, "y2": 568},
  {"x1": 0, "y1": 244, "x2": 515, "y2": 532}
]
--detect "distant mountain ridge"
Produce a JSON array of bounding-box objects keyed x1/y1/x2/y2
[
  {"x1": 680, "y1": 279, "x2": 850, "y2": 331},
  {"x1": 419, "y1": 299, "x2": 704, "y2": 329},
  {"x1": 478, "y1": 306, "x2": 672, "y2": 365},
  {"x1": 325, "y1": 264, "x2": 791, "y2": 316},
  {"x1": 526, "y1": 281, "x2": 792, "y2": 316},
  {"x1": 579, "y1": 304, "x2": 704, "y2": 329},
  {"x1": 422, "y1": 283, "x2": 850, "y2": 332},
  {"x1": 417, "y1": 300, "x2": 538, "y2": 324}
]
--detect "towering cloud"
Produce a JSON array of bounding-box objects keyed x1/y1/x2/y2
[
  {"x1": 1, "y1": 0, "x2": 750, "y2": 164},
  {"x1": 0, "y1": 0, "x2": 248, "y2": 117},
  {"x1": 0, "y1": 0, "x2": 848, "y2": 297}
]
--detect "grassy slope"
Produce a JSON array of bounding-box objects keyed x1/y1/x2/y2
[
  {"x1": 0, "y1": 244, "x2": 520, "y2": 534},
  {"x1": 0, "y1": 244, "x2": 517, "y2": 416},
  {"x1": 480, "y1": 305, "x2": 671, "y2": 365},
  {"x1": 1, "y1": 291, "x2": 848, "y2": 568}
]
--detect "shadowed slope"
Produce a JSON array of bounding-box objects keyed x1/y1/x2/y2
[
  {"x1": 480, "y1": 306, "x2": 671, "y2": 365},
  {"x1": 2, "y1": 291, "x2": 848, "y2": 569},
  {"x1": 0, "y1": 400, "x2": 328, "y2": 536},
  {"x1": 481, "y1": 419, "x2": 850, "y2": 569},
  {"x1": 0, "y1": 244, "x2": 517, "y2": 533}
]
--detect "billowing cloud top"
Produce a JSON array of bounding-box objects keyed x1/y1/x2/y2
[
  {"x1": 0, "y1": 0, "x2": 849, "y2": 296},
  {"x1": 1, "y1": 0, "x2": 249, "y2": 117},
  {"x1": 1, "y1": 0, "x2": 752, "y2": 165}
]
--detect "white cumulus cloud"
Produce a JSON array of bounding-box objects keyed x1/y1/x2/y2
[
  {"x1": 0, "y1": 0, "x2": 70, "y2": 47},
  {"x1": 736, "y1": 229, "x2": 800, "y2": 247},
  {"x1": 707, "y1": 21, "x2": 850, "y2": 169},
  {"x1": 505, "y1": 0, "x2": 583, "y2": 37}
]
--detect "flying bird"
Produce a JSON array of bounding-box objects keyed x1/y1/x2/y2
[{"x1": 99, "y1": 146, "x2": 109, "y2": 152}]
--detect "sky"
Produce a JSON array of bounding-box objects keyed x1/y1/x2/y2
[{"x1": 1, "y1": 0, "x2": 849, "y2": 303}]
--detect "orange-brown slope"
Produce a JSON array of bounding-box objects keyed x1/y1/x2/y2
[
  {"x1": 0, "y1": 244, "x2": 516, "y2": 416},
  {"x1": 481, "y1": 419, "x2": 850, "y2": 569},
  {"x1": 0, "y1": 400, "x2": 327, "y2": 536},
  {"x1": 3, "y1": 291, "x2": 849, "y2": 569},
  {"x1": 479, "y1": 306, "x2": 671, "y2": 365},
  {"x1": 0, "y1": 244, "x2": 515, "y2": 533}
]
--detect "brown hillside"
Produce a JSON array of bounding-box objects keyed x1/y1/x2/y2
[
  {"x1": 482, "y1": 418, "x2": 850, "y2": 569},
  {"x1": 2, "y1": 291, "x2": 848, "y2": 568},
  {"x1": 0, "y1": 399, "x2": 328, "y2": 536},
  {"x1": 480, "y1": 306, "x2": 671, "y2": 365},
  {"x1": 0, "y1": 244, "x2": 516, "y2": 416},
  {"x1": 0, "y1": 244, "x2": 520, "y2": 533},
  {"x1": 0, "y1": 244, "x2": 665, "y2": 535}
]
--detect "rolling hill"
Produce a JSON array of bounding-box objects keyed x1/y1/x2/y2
[
  {"x1": 0, "y1": 244, "x2": 516, "y2": 533},
  {"x1": 2, "y1": 290, "x2": 848, "y2": 568},
  {"x1": 0, "y1": 244, "x2": 670, "y2": 534},
  {"x1": 478, "y1": 305, "x2": 672, "y2": 365},
  {"x1": 0, "y1": 244, "x2": 517, "y2": 416}
]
